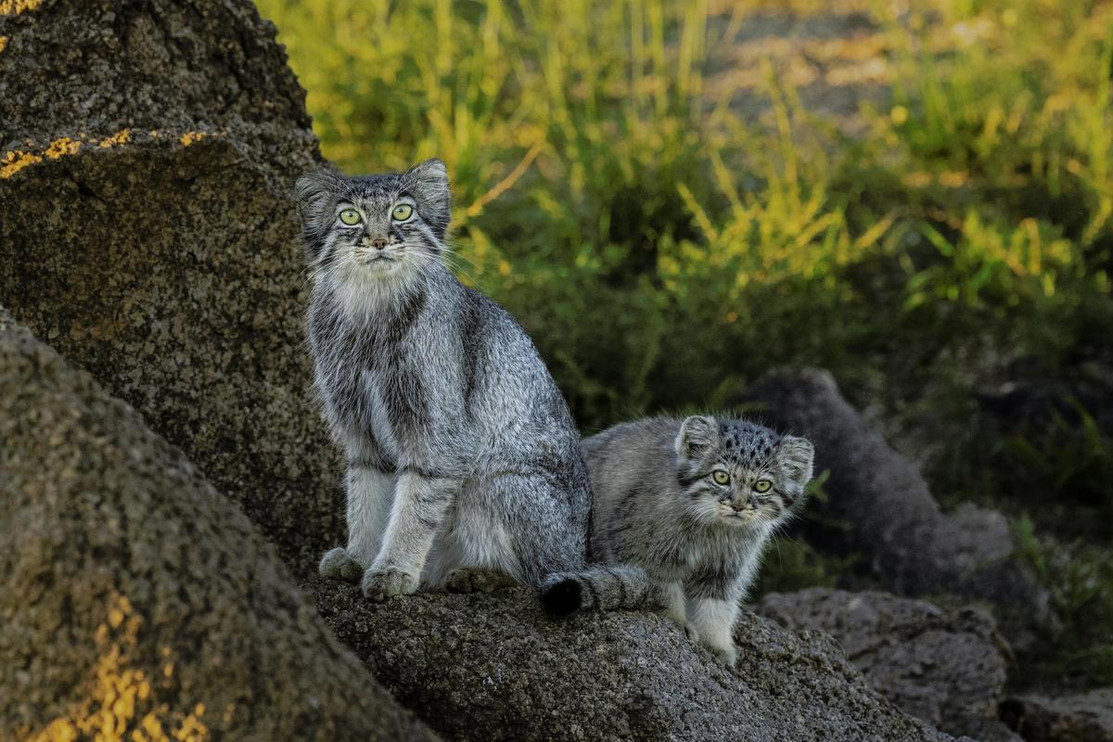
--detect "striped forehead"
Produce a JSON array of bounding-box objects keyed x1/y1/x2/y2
[
  {"x1": 719, "y1": 421, "x2": 781, "y2": 466},
  {"x1": 343, "y1": 174, "x2": 406, "y2": 204}
]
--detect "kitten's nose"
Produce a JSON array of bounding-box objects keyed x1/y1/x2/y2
[
  {"x1": 370, "y1": 237, "x2": 387, "y2": 250},
  {"x1": 731, "y1": 500, "x2": 749, "y2": 512}
]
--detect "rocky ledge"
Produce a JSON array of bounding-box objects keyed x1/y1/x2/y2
[{"x1": 309, "y1": 578, "x2": 951, "y2": 742}]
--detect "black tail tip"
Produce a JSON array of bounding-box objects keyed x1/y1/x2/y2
[{"x1": 540, "y1": 578, "x2": 583, "y2": 616}]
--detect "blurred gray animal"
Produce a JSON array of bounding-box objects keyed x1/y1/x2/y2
[
  {"x1": 296, "y1": 159, "x2": 590, "y2": 600},
  {"x1": 541, "y1": 416, "x2": 813, "y2": 665}
]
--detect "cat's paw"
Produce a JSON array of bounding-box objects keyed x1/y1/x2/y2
[
  {"x1": 683, "y1": 623, "x2": 701, "y2": 643},
  {"x1": 706, "y1": 642, "x2": 738, "y2": 668},
  {"x1": 361, "y1": 566, "x2": 420, "y2": 602},
  {"x1": 444, "y1": 567, "x2": 518, "y2": 594},
  {"x1": 319, "y1": 547, "x2": 364, "y2": 583}
]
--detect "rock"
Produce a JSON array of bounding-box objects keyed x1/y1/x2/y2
[
  {"x1": 757, "y1": 588, "x2": 1020, "y2": 742},
  {"x1": 308, "y1": 578, "x2": 953, "y2": 742},
  {"x1": 741, "y1": 369, "x2": 1050, "y2": 631},
  {"x1": 0, "y1": 0, "x2": 339, "y2": 573},
  {"x1": 0, "y1": 313, "x2": 437, "y2": 741},
  {"x1": 1000, "y1": 689, "x2": 1113, "y2": 742}
]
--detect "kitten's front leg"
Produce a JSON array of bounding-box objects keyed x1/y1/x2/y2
[
  {"x1": 362, "y1": 469, "x2": 458, "y2": 601},
  {"x1": 686, "y1": 596, "x2": 741, "y2": 667},
  {"x1": 320, "y1": 465, "x2": 396, "y2": 582},
  {"x1": 659, "y1": 580, "x2": 697, "y2": 636}
]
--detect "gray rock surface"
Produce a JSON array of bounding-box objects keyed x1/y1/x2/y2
[
  {"x1": 757, "y1": 588, "x2": 1019, "y2": 742},
  {"x1": 0, "y1": 314, "x2": 436, "y2": 740},
  {"x1": 309, "y1": 578, "x2": 953, "y2": 742},
  {"x1": 0, "y1": 0, "x2": 340, "y2": 573},
  {"x1": 741, "y1": 369, "x2": 1049, "y2": 632},
  {"x1": 1001, "y1": 689, "x2": 1113, "y2": 742}
]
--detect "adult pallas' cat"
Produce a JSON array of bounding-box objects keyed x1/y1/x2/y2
[{"x1": 296, "y1": 160, "x2": 590, "y2": 600}]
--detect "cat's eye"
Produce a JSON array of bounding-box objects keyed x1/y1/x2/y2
[
  {"x1": 391, "y1": 203, "x2": 414, "y2": 221},
  {"x1": 711, "y1": 470, "x2": 729, "y2": 485},
  {"x1": 338, "y1": 209, "x2": 361, "y2": 226},
  {"x1": 754, "y1": 479, "x2": 772, "y2": 493}
]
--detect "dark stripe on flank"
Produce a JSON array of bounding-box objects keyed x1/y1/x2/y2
[{"x1": 458, "y1": 291, "x2": 482, "y2": 414}]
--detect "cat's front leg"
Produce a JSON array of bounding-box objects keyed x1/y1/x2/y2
[
  {"x1": 319, "y1": 465, "x2": 396, "y2": 583},
  {"x1": 362, "y1": 469, "x2": 459, "y2": 601},
  {"x1": 659, "y1": 579, "x2": 690, "y2": 628},
  {"x1": 686, "y1": 596, "x2": 741, "y2": 667}
]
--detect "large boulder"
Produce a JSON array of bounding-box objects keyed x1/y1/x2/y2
[
  {"x1": 0, "y1": 313, "x2": 437, "y2": 741},
  {"x1": 0, "y1": 0, "x2": 339, "y2": 573},
  {"x1": 309, "y1": 579, "x2": 953, "y2": 742},
  {"x1": 741, "y1": 369, "x2": 1050, "y2": 633},
  {"x1": 757, "y1": 588, "x2": 1019, "y2": 742}
]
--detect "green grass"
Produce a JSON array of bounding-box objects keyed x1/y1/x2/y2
[{"x1": 256, "y1": 0, "x2": 1113, "y2": 688}]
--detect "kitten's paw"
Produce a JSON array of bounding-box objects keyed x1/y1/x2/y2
[
  {"x1": 683, "y1": 623, "x2": 701, "y2": 643},
  {"x1": 706, "y1": 642, "x2": 738, "y2": 668},
  {"x1": 444, "y1": 567, "x2": 518, "y2": 594},
  {"x1": 319, "y1": 547, "x2": 364, "y2": 583},
  {"x1": 361, "y1": 566, "x2": 420, "y2": 602}
]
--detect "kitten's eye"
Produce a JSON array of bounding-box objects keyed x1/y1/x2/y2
[
  {"x1": 711, "y1": 470, "x2": 729, "y2": 485},
  {"x1": 391, "y1": 204, "x2": 414, "y2": 221},
  {"x1": 338, "y1": 209, "x2": 361, "y2": 226},
  {"x1": 754, "y1": 479, "x2": 772, "y2": 493}
]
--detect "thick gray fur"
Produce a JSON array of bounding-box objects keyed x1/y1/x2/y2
[
  {"x1": 542, "y1": 415, "x2": 814, "y2": 665},
  {"x1": 296, "y1": 159, "x2": 590, "y2": 600}
]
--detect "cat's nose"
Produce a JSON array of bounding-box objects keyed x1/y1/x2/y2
[
  {"x1": 370, "y1": 237, "x2": 387, "y2": 250},
  {"x1": 731, "y1": 500, "x2": 748, "y2": 512}
]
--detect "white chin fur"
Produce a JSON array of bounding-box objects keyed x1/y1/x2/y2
[{"x1": 320, "y1": 255, "x2": 421, "y2": 319}]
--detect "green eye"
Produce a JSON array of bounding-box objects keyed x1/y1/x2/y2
[
  {"x1": 754, "y1": 479, "x2": 772, "y2": 493},
  {"x1": 391, "y1": 203, "x2": 414, "y2": 221},
  {"x1": 338, "y1": 209, "x2": 361, "y2": 226},
  {"x1": 711, "y1": 470, "x2": 729, "y2": 485}
]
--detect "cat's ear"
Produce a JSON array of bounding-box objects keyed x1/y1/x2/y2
[
  {"x1": 676, "y1": 416, "x2": 719, "y2": 460},
  {"x1": 777, "y1": 435, "x2": 814, "y2": 486},
  {"x1": 294, "y1": 170, "x2": 344, "y2": 242},
  {"x1": 404, "y1": 158, "x2": 451, "y2": 239}
]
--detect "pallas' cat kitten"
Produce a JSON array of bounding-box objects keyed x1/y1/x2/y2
[
  {"x1": 296, "y1": 159, "x2": 590, "y2": 600},
  {"x1": 542, "y1": 416, "x2": 814, "y2": 665}
]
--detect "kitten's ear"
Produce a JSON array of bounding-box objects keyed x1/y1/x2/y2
[
  {"x1": 404, "y1": 158, "x2": 451, "y2": 239},
  {"x1": 777, "y1": 435, "x2": 815, "y2": 486},
  {"x1": 675, "y1": 416, "x2": 719, "y2": 460},
  {"x1": 294, "y1": 170, "x2": 343, "y2": 242}
]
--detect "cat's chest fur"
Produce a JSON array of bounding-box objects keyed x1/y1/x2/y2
[{"x1": 309, "y1": 288, "x2": 433, "y2": 462}]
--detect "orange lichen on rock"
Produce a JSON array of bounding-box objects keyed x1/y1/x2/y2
[
  {"x1": 100, "y1": 129, "x2": 132, "y2": 148},
  {"x1": 1, "y1": 131, "x2": 135, "y2": 179},
  {"x1": 23, "y1": 593, "x2": 210, "y2": 742},
  {"x1": 179, "y1": 131, "x2": 206, "y2": 147},
  {"x1": 0, "y1": 150, "x2": 42, "y2": 179},
  {"x1": 0, "y1": 36, "x2": 8, "y2": 54},
  {"x1": 44, "y1": 137, "x2": 82, "y2": 159},
  {"x1": 0, "y1": 0, "x2": 42, "y2": 15}
]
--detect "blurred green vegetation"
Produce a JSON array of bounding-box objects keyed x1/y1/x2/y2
[{"x1": 256, "y1": 0, "x2": 1112, "y2": 687}]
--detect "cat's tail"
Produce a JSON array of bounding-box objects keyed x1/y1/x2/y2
[{"x1": 539, "y1": 564, "x2": 662, "y2": 616}]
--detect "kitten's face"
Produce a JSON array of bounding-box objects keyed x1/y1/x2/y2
[
  {"x1": 675, "y1": 416, "x2": 814, "y2": 528},
  {"x1": 295, "y1": 159, "x2": 451, "y2": 288}
]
